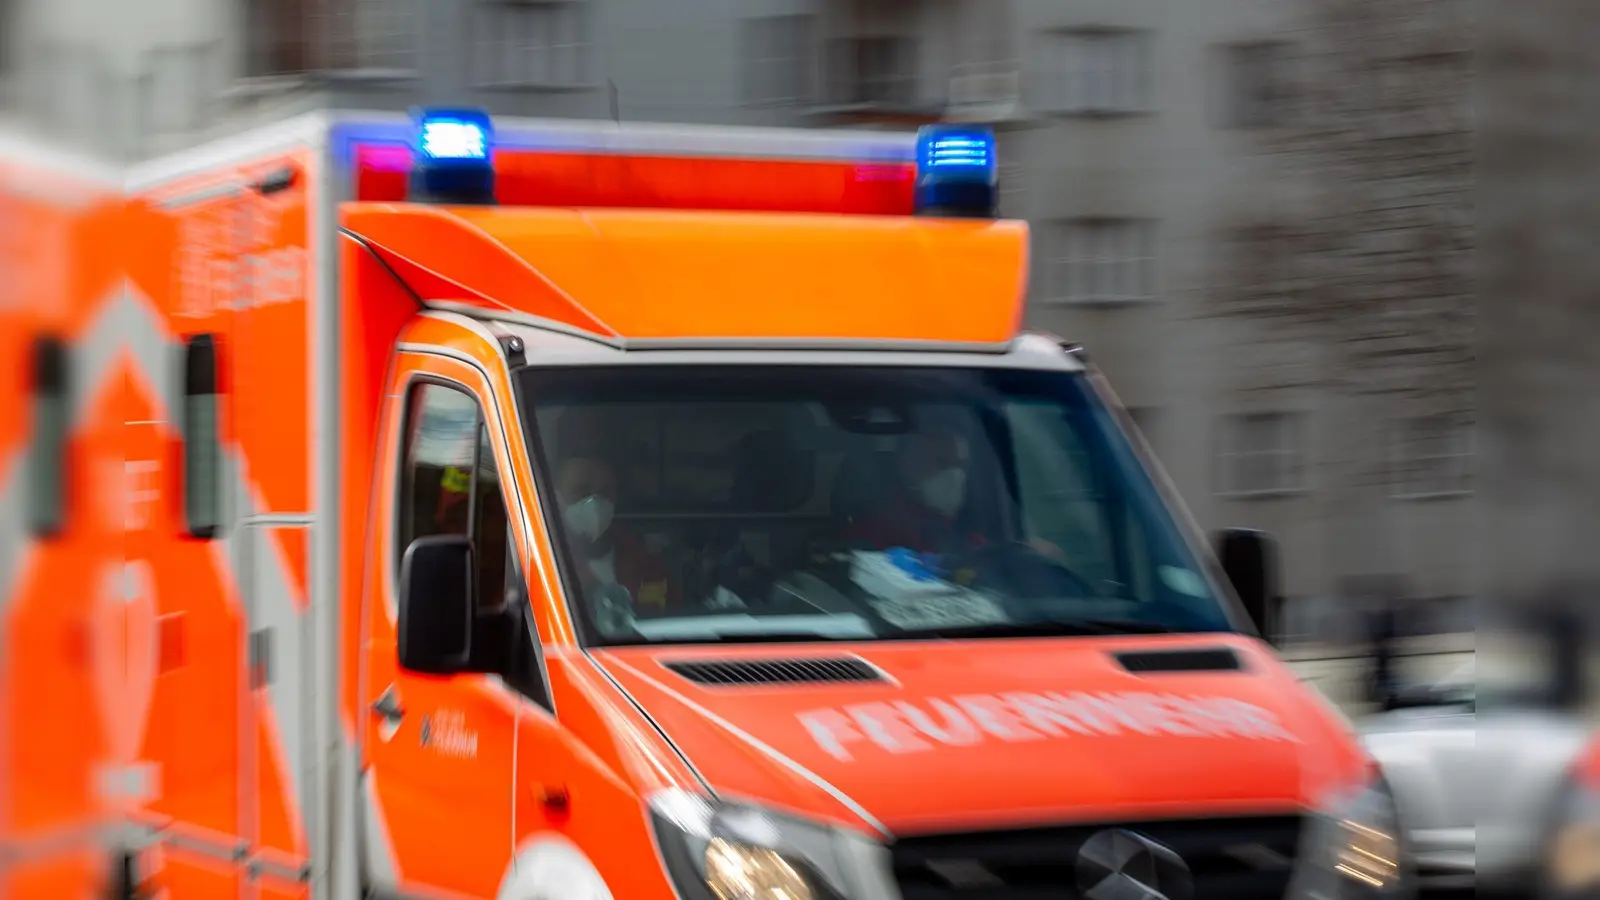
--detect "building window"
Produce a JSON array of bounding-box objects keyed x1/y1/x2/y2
[
  {"x1": 1219, "y1": 412, "x2": 1307, "y2": 495},
  {"x1": 471, "y1": 0, "x2": 589, "y2": 89},
  {"x1": 1044, "y1": 218, "x2": 1155, "y2": 304},
  {"x1": 244, "y1": 0, "x2": 313, "y2": 76},
  {"x1": 342, "y1": 0, "x2": 420, "y2": 71},
  {"x1": 1231, "y1": 221, "x2": 1298, "y2": 300},
  {"x1": 243, "y1": 0, "x2": 419, "y2": 76},
  {"x1": 1224, "y1": 41, "x2": 1292, "y2": 128},
  {"x1": 742, "y1": 14, "x2": 815, "y2": 105},
  {"x1": 824, "y1": 36, "x2": 918, "y2": 107},
  {"x1": 1034, "y1": 29, "x2": 1151, "y2": 115},
  {"x1": 1391, "y1": 414, "x2": 1473, "y2": 497}
]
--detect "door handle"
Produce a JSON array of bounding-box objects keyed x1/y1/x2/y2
[
  {"x1": 533, "y1": 784, "x2": 570, "y2": 814},
  {"x1": 371, "y1": 685, "x2": 406, "y2": 722}
]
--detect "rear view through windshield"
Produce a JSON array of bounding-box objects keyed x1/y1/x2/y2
[{"x1": 519, "y1": 365, "x2": 1236, "y2": 646}]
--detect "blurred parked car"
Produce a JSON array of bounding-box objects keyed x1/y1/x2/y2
[{"x1": 1362, "y1": 655, "x2": 1593, "y2": 899}]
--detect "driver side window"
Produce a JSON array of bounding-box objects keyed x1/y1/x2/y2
[
  {"x1": 398, "y1": 381, "x2": 509, "y2": 611},
  {"x1": 397, "y1": 379, "x2": 551, "y2": 706}
]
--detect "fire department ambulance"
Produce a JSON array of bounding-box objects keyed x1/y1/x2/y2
[{"x1": 11, "y1": 108, "x2": 1408, "y2": 900}]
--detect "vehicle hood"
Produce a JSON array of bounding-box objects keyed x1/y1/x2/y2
[{"x1": 595, "y1": 635, "x2": 1369, "y2": 834}]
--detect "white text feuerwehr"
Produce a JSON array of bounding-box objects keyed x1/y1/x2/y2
[{"x1": 796, "y1": 691, "x2": 1300, "y2": 761}]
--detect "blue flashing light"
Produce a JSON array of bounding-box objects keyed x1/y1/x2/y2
[
  {"x1": 421, "y1": 119, "x2": 489, "y2": 160},
  {"x1": 410, "y1": 107, "x2": 496, "y2": 204},
  {"x1": 913, "y1": 125, "x2": 999, "y2": 218}
]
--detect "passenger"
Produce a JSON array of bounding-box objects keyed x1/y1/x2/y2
[
  {"x1": 845, "y1": 429, "x2": 985, "y2": 555},
  {"x1": 845, "y1": 425, "x2": 1066, "y2": 562},
  {"x1": 553, "y1": 446, "x2": 678, "y2": 614}
]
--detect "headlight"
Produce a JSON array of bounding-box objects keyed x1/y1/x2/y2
[
  {"x1": 1545, "y1": 780, "x2": 1600, "y2": 897},
  {"x1": 647, "y1": 789, "x2": 898, "y2": 900},
  {"x1": 1291, "y1": 777, "x2": 1410, "y2": 899}
]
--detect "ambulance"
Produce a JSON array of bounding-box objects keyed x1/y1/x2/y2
[{"x1": 11, "y1": 107, "x2": 1406, "y2": 900}]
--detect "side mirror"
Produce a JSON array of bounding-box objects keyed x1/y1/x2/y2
[
  {"x1": 398, "y1": 535, "x2": 476, "y2": 674},
  {"x1": 1215, "y1": 528, "x2": 1280, "y2": 643}
]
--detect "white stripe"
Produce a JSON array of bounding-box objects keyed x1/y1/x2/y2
[
  {"x1": 258, "y1": 693, "x2": 310, "y2": 855},
  {"x1": 593, "y1": 655, "x2": 889, "y2": 837},
  {"x1": 422, "y1": 301, "x2": 622, "y2": 349},
  {"x1": 239, "y1": 513, "x2": 314, "y2": 526},
  {"x1": 125, "y1": 112, "x2": 331, "y2": 191},
  {"x1": 569, "y1": 652, "x2": 714, "y2": 797}
]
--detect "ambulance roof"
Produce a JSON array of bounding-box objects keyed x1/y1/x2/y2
[{"x1": 344, "y1": 203, "x2": 1030, "y2": 347}]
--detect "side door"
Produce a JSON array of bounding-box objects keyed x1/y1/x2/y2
[{"x1": 359, "y1": 356, "x2": 521, "y2": 898}]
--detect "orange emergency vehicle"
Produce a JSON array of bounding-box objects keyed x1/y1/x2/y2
[{"x1": 11, "y1": 109, "x2": 1408, "y2": 900}]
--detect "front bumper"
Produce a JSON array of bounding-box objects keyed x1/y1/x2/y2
[{"x1": 1409, "y1": 827, "x2": 1474, "y2": 892}]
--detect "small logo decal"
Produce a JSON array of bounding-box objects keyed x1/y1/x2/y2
[{"x1": 419, "y1": 709, "x2": 479, "y2": 760}]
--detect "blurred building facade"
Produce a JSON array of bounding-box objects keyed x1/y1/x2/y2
[{"x1": 0, "y1": 0, "x2": 1475, "y2": 643}]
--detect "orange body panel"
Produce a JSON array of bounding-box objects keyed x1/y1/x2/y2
[{"x1": 342, "y1": 203, "x2": 1030, "y2": 344}]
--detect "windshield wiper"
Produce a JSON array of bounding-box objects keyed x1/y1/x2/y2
[{"x1": 905, "y1": 619, "x2": 1184, "y2": 640}]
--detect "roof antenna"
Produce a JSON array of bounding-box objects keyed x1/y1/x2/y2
[{"x1": 607, "y1": 79, "x2": 621, "y2": 125}]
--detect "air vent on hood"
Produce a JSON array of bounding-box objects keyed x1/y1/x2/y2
[
  {"x1": 1114, "y1": 647, "x2": 1244, "y2": 673},
  {"x1": 663, "y1": 657, "x2": 885, "y2": 686}
]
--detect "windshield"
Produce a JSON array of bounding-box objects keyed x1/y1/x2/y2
[{"x1": 519, "y1": 364, "x2": 1238, "y2": 646}]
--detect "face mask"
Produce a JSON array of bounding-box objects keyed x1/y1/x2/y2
[
  {"x1": 562, "y1": 495, "x2": 614, "y2": 542},
  {"x1": 918, "y1": 467, "x2": 966, "y2": 518}
]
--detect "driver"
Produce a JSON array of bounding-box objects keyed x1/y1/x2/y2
[{"x1": 552, "y1": 430, "x2": 677, "y2": 615}]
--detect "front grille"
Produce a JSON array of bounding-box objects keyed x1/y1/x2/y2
[
  {"x1": 892, "y1": 815, "x2": 1303, "y2": 900},
  {"x1": 661, "y1": 657, "x2": 884, "y2": 686}
]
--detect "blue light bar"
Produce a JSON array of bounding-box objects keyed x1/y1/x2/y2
[
  {"x1": 410, "y1": 107, "x2": 496, "y2": 204},
  {"x1": 922, "y1": 132, "x2": 992, "y2": 170},
  {"x1": 421, "y1": 119, "x2": 488, "y2": 160},
  {"x1": 914, "y1": 125, "x2": 998, "y2": 219}
]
